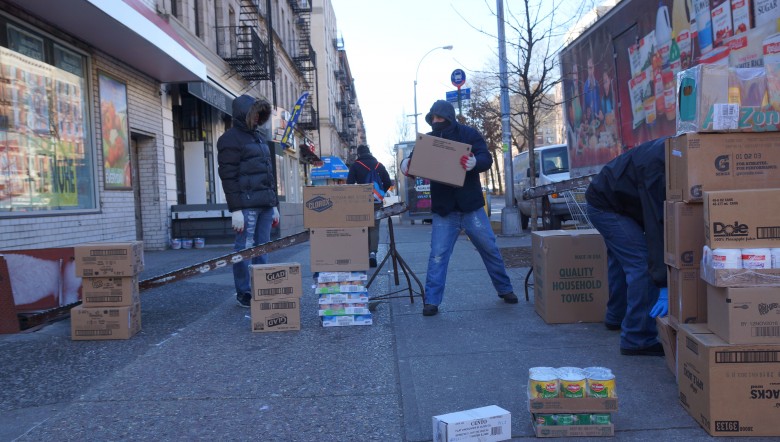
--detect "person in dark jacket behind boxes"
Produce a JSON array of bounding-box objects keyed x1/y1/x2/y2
[
  {"x1": 217, "y1": 95, "x2": 279, "y2": 308},
  {"x1": 400, "y1": 100, "x2": 516, "y2": 317},
  {"x1": 346, "y1": 144, "x2": 392, "y2": 267},
  {"x1": 585, "y1": 137, "x2": 668, "y2": 356}
]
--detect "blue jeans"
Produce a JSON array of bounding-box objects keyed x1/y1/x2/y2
[
  {"x1": 233, "y1": 207, "x2": 274, "y2": 296},
  {"x1": 586, "y1": 204, "x2": 659, "y2": 350},
  {"x1": 423, "y1": 208, "x2": 513, "y2": 306}
]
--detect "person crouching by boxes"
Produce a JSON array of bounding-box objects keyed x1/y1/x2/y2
[{"x1": 585, "y1": 137, "x2": 668, "y2": 356}]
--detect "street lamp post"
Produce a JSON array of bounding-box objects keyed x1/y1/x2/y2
[{"x1": 413, "y1": 45, "x2": 453, "y2": 136}]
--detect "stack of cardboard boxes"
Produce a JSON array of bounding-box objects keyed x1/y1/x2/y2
[
  {"x1": 661, "y1": 55, "x2": 780, "y2": 436},
  {"x1": 303, "y1": 184, "x2": 375, "y2": 327},
  {"x1": 249, "y1": 263, "x2": 303, "y2": 333},
  {"x1": 71, "y1": 241, "x2": 144, "y2": 341}
]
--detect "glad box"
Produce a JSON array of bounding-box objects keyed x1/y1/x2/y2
[
  {"x1": 664, "y1": 201, "x2": 704, "y2": 269},
  {"x1": 310, "y1": 227, "x2": 368, "y2": 272},
  {"x1": 251, "y1": 297, "x2": 300, "y2": 332},
  {"x1": 707, "y1": 285, "x2": 780, "y2": 344},
  {"x1": 704, "y1": 188, "x2": 780, "y2": 248},
  {"x1": 303, "y1": 185, "x2": 374, "y2": 228},
  {"x1": 665, "y1": 132, "x2": 780, "y2": 202},
  {"x1": 70, "y1": 302, "x2": 141, "y2": 340},
  {"x1": 677, "y1": 323, "x2": 780, "y2": 436},
  {"x1": 532, "y1": 230, "x2": 608, "y2": 324},
  {"x1": 432, "y1": 405, "x2": 511, "y2": 442},
  {"x1": 74, "y1": 241, "x2": 144, "y2": 277},
  {"x1": 81, "y1": 276, "x2": 139, "y2": 307},
  {"x1": 408, "y1": 133, "x2": 471, "y2": 187},
  {"x1": 250, "y1": 263, "x2": 302, "y2": 299}
]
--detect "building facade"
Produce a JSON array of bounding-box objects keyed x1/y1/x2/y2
[{"x1": 0, "y1": 0, "x2": 366, "y2": 251}]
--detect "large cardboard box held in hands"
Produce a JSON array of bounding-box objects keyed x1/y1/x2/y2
[
  {"x1": 80, "y1": 276, "x2": 139, "y2": 307},
  {"x1": 432, "y1": 405, "x2": 511, "y2": 442},
  {"x1": 664, "y1": 201, "x2": 704, "y2": 269},
  {"x1": 250, "y1": 263, "x2": 302, "y2": 299},
  {"x1": 707, "y1": 285, "x2": 780, "y2": 344},
  {"x1": 668, "y1": 266, "x2": 707, "y2": 324},
  {"x1": 677, "y1": 323, "x2": 780, "y2": 436},
  {"x1": 303, "y1": 185, "x2": 374, "y2": 228},
  {"x1": 408, "y1": 133, "x2": 471, "y2": 187},
  {"x1": 310, "y1": 227, "x2": 368, "y2": 272},
  {"x1": 74, "y1": 241, "x2": 144, "y2": 277},
  {"x1": 704, "y1": 188, "x2": 780, "y2": 248},
  {"x1": 666, "y1": 133, "x2": 780, "y2": 202},
  {"x1": 70, "y1": 302, "x2": 141, "y2": 340},
  {"x1": 532, "y1": 230, "x2": 608, "y2": 324}
]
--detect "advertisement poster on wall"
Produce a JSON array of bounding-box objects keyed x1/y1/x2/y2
[
  {"x1": 560, "y1": 0, "x2": 779, "y2": 178},
  {"x1": 98, "y1": 71, "x2": 131, "y2": 189}
]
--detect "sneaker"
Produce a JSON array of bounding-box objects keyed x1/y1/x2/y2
[
  {"x1": 422, "y1": 304, "x2": 439, "y2": 316},
  {"x1": 605, "y1": 322, "x2": 621, "y2": 331},
  {"x1": 236, "y1": 292, "x2": 251, "y2": 308},
  {"x1": 620, "y1": 342, "x2": 664, "y2": 356},
  {"x1": 498, "y1": 292, "x2": 519, "y2": 304},
  {"x1": 369, "y1": 252, "x2": 377, "y2": 268}
]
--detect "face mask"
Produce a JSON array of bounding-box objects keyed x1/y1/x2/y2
[{"x1": 431, "y1": 121, "x2": 450, "y2": 132}]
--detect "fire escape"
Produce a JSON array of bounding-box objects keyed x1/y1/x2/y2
[
  {"x1": 289, "y1": 0, "x2": 318, "y2": 131},
  {"x1": 215, "y1": 1, "x2": 270, "y2": 82}
]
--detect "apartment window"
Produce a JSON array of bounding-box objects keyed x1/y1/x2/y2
[
  {"x1": 0, "y1": 20, "x2": 96, "y2": 215},
  {"x1": 194, "y1": 0, "x2": 202, "y2": 38},
  {"x1": 171, "y1": 0, "x2": 181, "y2": 19}
]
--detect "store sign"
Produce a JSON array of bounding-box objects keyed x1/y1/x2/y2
[{"x1": 187, "y1": 82, "x2": 233, "y2": 116}]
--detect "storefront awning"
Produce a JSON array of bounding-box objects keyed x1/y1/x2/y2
[
  {"x1": 7, "y1": 0, "x2": 207, "y2": 82},
  {"x1": 310, "y1": 156, "x2": 349, "y2": 180}
]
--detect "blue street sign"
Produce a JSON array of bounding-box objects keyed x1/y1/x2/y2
[
  {"x1": 445, "y1": 88, "x2": 471, "y2": 103},
  {"x1": 451, "y1": 69, "x2": 466, "y2": 87}
]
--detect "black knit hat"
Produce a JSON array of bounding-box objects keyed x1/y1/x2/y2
[{"x1": 357, "y1": 145, "x2": 371, "y2": 155}]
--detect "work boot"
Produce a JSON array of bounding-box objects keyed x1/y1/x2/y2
[
  {"x1": 498, "y1": 292, "x2": 519, "y2": 304},
  {"x1": 422, "y1": 304, "x2": 439, "y2": 316},
  {"x1": 369, "y1": 252, "x2": 377, "y2": 268},
  {"x1": 620, "y1": 342, "x2": 664, "y2": 356},
  {"x1": 236, "y1": 292, "x2": 251, "y2": 308}
]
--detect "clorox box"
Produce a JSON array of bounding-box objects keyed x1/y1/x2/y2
[
  {"x1": 432, "y1": 405, "x2": 511, "y2": 442},
  {"x1": 303, "y1": 185, "x2": 374, "y2": 228}
]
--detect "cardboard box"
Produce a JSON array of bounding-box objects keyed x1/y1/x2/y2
[
  {"x1": 310, "y1": 227, "x2": 368, "y2": 272},
  {"x1": 707, "y1": 285, "x2": 780, "y2": 344},
  {"x1": 303, "y1": 185, "x2": 374, "y2": 228},
  {"x1": 677, "y1": 323, "x2": 780, "y2": 436},
  {"x1": 70, "y1": 302, "x2": 141, "y2": 340},
  {"x1": 80, "y1": 276, "x2": 139, "y2": 307},
  {"x1": 676, "y1": 63, "x2": 780, "y2": 134},
  {"x1": 704, "y1": 188, "x2": 780, "y2": 248},
  {"x1": 251, "y1": 297, "x2": 300, "y2": 332},
  {"x1": 665, "y1": 132, "x2": 780, "y2": 202},
  {"x1": 532, "y1": 419, "x2": 614, "y2": 438},
  {"x1": 318, "y1": 303, "x2": 370, "y2": 316},
  {"x1": 528, "y1": 397, "x2": 618, "y2": 413},
  {"x1": 408, "y1": 133, "x2": 471, "y2": 187},
  {"x1": 668, "y1": 266, "x2": 707, "y2": 324},
  {"x1": 432, "y1": 405, "x2": 511, "y2": 442},
  {"x1": 664, "y1": 201, "x2": 704, "y2": 269},
  {"x1": 656, "y1": 315, "x2": 678, "y2": 379},
  {"x1": 318, "y1": 293, "x2": 369, "y2": 304},
  {"x1": 250, "y1": 263, "x2": 302, "y2": 299},
  {"x1": 531, "y1": 230, "x2": 609, "y2": 324},
  {"x1": 73, "y1": 241, "x2": 144, "y2": 277},
  {"x1": 321, "y1": 314, "x2": 373, "y2": 327}
]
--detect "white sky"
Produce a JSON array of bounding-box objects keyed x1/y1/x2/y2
[{"x1": 329, "y1": 0, "x2": 501, "y2": 167}]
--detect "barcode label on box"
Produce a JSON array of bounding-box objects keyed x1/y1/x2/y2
[
  {"x1": 491, "y1": 426, "x2": 502, "y2": 435},
  {"x1": 346, "y1": 215, "x2": 369, "y2": 221},
  {"x1": 259, "y1": 287, "x2": 294, "y2": 296},
  {"x1": 75, "y1": 330, "x2": 112, "y2": 336},
  {"x1": 756, "y1": 226, "x2": 780, "y2": 239},
  {"x1": 713, "y1": 103, "x2": 739, "y2": 130},
  {"x1": 258, "y1": 301, "x2": 297, "y2": 310},
  {"x1": 752, "y1": 326, "x2": 780, "y2": 337},
  {"x1": 335, "y1": 259, "x2": 351, "y2": 265},
  {"x1": 715, "y1": 350, "x2": 780, "y2": 363}
]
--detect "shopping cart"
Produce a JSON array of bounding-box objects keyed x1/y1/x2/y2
[{"x1": 562, "y1": 187, "x2": 593, "y2": 229}]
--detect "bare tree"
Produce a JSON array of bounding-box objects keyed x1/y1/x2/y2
[{"x1": 461, "y1": 73, "x2": 505, "y2": 195}]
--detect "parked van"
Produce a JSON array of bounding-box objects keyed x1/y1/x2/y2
[{"x1": 512, "y1": 144, "x2": 570, "y2": 229}]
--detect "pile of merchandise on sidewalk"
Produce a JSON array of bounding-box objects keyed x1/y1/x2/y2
[
  {"x1": 303, "y1": 184, "x2": 375, "y2": 327},
  {"x1": 70, "y1": 241, "x2": 144, "y2": 340},
  {"x1": 656, "y1": 37, "x2": 780, "y2": 436}
]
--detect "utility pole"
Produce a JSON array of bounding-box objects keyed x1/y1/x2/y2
[{"x1": 498, "y1": 0, "x2": 520, "y2": 235}]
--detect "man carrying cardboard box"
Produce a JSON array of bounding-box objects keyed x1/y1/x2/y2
[
  {"x1": 585, "y1": 137, "x2": 668, "y2": 356},
  {"x1": 400, "y1": 100, "x2": 516, "y2": 316}
]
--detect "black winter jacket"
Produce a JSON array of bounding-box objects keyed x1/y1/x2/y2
[
  {"x1": 346, "y1": 153, "x2": 392, "y2": 194},
  {"x1": 421, "y1": 100, "x2": 491, "y2": 216},
  {"x1": 585, "y1": 137, "x2": 667, "y2": 287},
  {"x1": 217, "y1": 95, "x2": 278, "y2": 212}
]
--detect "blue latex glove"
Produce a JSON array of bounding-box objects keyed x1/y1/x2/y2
[{"x1": 649, "y1": 287, "x2": 668, "y2": 318}]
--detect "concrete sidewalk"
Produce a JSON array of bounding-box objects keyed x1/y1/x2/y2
[{"x1": 0, "y1": 217, "x2": 767, "y2": 441}]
